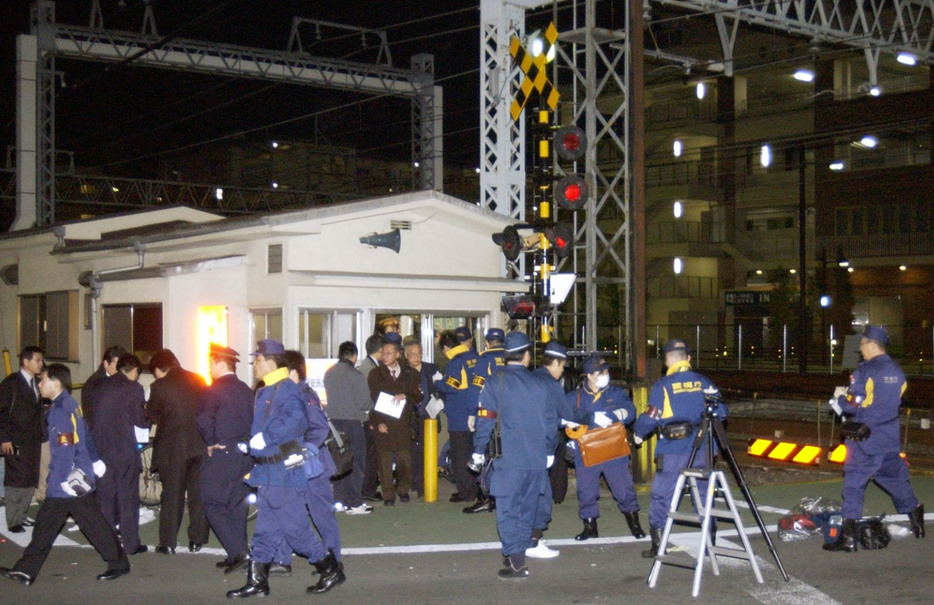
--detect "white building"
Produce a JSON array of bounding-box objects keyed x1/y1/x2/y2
[{"x1": 0, "y1": 191, "x2": 523, "y2": 386}]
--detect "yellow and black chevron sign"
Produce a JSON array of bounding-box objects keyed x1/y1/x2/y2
[{"x1": 509, "y1": 22, "x2": 560, "y2": 122}]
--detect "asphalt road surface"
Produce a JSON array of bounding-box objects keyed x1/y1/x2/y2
[{"x1": 2, "y1": 469, "x2": 932, "y2": 604}]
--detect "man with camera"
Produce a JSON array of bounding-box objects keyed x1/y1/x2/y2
[
  {"x1": 633, "y1": 339, "x2": 724, "y2": 559},
  {"x1": 824, "y1": 325, "x2": 925, "y2": 551}
]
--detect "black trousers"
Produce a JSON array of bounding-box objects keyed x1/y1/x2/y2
[
  {"x1": 361, "y1": 422, "x2": 381, "y2": 498},
  {"x1": 158, "y1": 454, "x2": 209, "y2": 548},
  {"x1": 96, "y1": 462, "x2": 142, "y2": 551},
  {"x1": 449, "y1": 430, "x2": 476, "y2": 499},
  {"x1": 13, "y1": 492, "x2": 129, "y2": 579}
]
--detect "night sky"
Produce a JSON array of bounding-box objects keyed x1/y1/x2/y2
[{"x1": 0, "y1": 1, "x2": 485, "y2": 179}]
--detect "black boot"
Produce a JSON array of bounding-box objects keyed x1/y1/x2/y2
[
  {"x1": 823, "y1": 518, "x2": 858, "y2": 552},
  {"x1": 308, "y1": 550, "x2": 346, "y2": 594},
  {"x1": 226, "y1": 561, "x2": 270, "y2": 598},
  {"x1": 641, "y1": 526, "x2": 661, "y2": 559},
  {"x1": 908, "y1": 504, "x2": 925, "y2": 539},
  {"x1": 574, "y1": 518, "x2": 598, "y2": 541},
  {"x1": 623, "y1": 511, "x2": 646, "y2": 539}
]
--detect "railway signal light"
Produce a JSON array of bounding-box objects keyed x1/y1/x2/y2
[
  {"x1": 555, "y1": 125, "x2": 585, "y2": 161},
  {"x1": 555, "y1": 175, "x2": 588, "y2": 211},
  {"x1": 492, "y1": 224, "x2": 523, "y2": 262},
  {"x1": 543, "y1": 221, "x2": 574, "y2": 259},
  {"x1": 502, "y1": 294, "x2": 539, "y2": 319}
]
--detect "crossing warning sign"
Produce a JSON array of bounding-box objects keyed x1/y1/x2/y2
[{"x1": 509, "y1": 22, "x2": 559, "y2": 122}]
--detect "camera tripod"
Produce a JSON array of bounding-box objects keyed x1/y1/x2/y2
[{"x1": 686, "y1": 403, "x2": 789, "y2": 581}]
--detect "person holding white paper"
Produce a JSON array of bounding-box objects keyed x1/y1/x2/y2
[{"x1": 367, "y1": 333, "x2": 422, "y2": 506}]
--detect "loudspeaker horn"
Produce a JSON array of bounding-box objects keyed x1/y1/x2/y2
[{"x1": 359, "y1": 228, "x2": 401, "y2": 253}]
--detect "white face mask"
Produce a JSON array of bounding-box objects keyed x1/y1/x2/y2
[{"x1": 594, "y1": 374, "x2": 610, "y2": 389}]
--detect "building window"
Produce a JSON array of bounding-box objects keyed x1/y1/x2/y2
[
  {"x1": 298, "y1": 309, "x2": 358, "y2": 358},
  {"x1": 268, "y1": 244, "x2": 283, "y2": 274},
  {"x1": 102, "y1": 303, "x2": 163, "y2": 362},
  {"x1": 251, "y1": 307, "x2": 283, "y2": 346},
  {"x1": 19, "y1": 291, "x2": 79, "y2": 361}
]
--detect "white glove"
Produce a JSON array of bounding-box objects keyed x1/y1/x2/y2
[
  {"x1": 593, "y1": 411, "x2": 613, "y2": 428},
  {"x1": 467, "y1": 416, "x2": 476, "y2": 432},
  {"x1": 829, "y1": 398, "x2": 844, "y2": 417},
  {"x1": 468, "y1": 452, "x2": 486, "y2": 472},
  {"x1": 833, "y1": 386, "x2": 848, "y2": 400},
  {"x1": 432, "y1": 371, "x2": 443, "y2": 382},
  {"x1": 612, "y1": 408, "x2": 629, "y2": 422},
  {"x1": 560, "y1": 419, "x2": 580, "y2": 429},
  {"x1": 93, "y1": 459, "x2": 107, "y2": 478},
  {"x1": 249, "y1": 432, "x2": 266, "y2": 450},
  {"x1": 60, "y1": 481, "x2": 77, "y2": 497},
  {"x1": 546, "y1": 455, "x2": 555, "y2": 468},
  {"x1": 633, "y1": 435, "x2": 644, "y2": 445}
]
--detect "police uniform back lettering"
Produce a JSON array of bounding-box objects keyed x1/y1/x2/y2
[{"x1": 633, "y1": 338, "x2": 725, "y2": 558}]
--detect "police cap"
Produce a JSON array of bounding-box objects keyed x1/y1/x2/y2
[
  {"x1": 542, "y1": 341, "x2": 568, "y2": 360},
  {"x1": 582, "y1": 355, "x2": 609, "y2": 374},
  {"x1": 209, "y1": 342, "x2": 240, "y2": 361},
  {"x1": 252, "y1": 339, "x2": 286, "y2": 356},
  {"x1": 862, "y1": 325, "x2": 889, "y2": 345},
  {"x1": 504, "y1": 332, "x2": 531, "y2": 353},
  {"x1": 663, "y1": 339, "x2": 690, "y2": 354}
]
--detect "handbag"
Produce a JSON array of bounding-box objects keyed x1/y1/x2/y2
[
  {"x1": 324, "y1": 420, "x2": 354, "y2": 480},
  {"x1": 577, "y1": 423, "x2": 631, "y2": 467}
]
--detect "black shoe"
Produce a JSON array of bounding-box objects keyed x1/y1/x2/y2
[
  {"x1": 224, "y1": 555, "x2": 251, "y2": 575},
  {"x1": 129, "y1": 545, "x2": 148, "y2": 555},
  {"x1": 363, "y1": 492, "x2": 382, "y2": 502},
  {"x1": 623, "y1": 511, "x2": 647, "y2": 539},
  {"x1": 268, "y1": 562, "x2": 291, "y2": 575},
  {"x1": 155, "y1": 545, "x2": 175, "y2": 555},
  {"x1": 97, "y1": 568, "x2": 130, "y2": 581},
  {"x1": 384, "y1": 499, "x2": 395, "y2": 507},
  {"x1": 217, "y1": 559, "x2": 234, "y2": 569},
  {"x1": 575, "y1": 518, "x2": 598, "y2": 541},
  {"x1": 449, "y1": 494, "x2": 472, "y2": 503},
  {"x1": 8, "y1": 525, "x2": 24, "y2": 533},
  {"x1": 909, "y1": 503, "x2": 926, "y2": 539},
  {"x1": 399, "y1": 494, "x2": 410, "y2": 503},
  {"x1": 226, "y1": 561, "x2": 270, "y2": 598},
  {"x1": 189, "y1": 542, "x2": 203, "y2": 553},
  {"x1": 823, "y1": 518, "x2": 858, "y2": 553},
  {"x1": 21, "y1": 517, "x2": 35, "y2": 527},
  {"x1": 308, "y1": 550, "x2": 345, "y2": 594},
  {"x1": 497, "y1": 565, "x2": 530, "y2": 581},
  {"x1": 642, "y1": 526, "x2": 662, "y2": 558},
  {"x1": 0, "y1": 567, "x2": 34, "y2": 585},
  {"x1": 463, "y1": 499, "x2": 494, "y2": 514}
]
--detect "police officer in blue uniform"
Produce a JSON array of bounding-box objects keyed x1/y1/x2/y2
[
  {"x1": 276, "y1": 350, "x2": 343, "y2": 571},
  {"x1": 197, "y1": 344, "x2": 255, "y2": 573},
  {"x1": 435, "y1": 327, "x2": 481, "y2": 503},
  {"x1": 90, "y1": 353, "x2": 149, "y2": 556},
  {"x1": 226, "y1": 340, "x2": 343, "y2": 598},
  {"x1": 464, "y1": 327, "x2": 506, "y2": 514},
  {"x1": 824, "y1": 325, "x2": 925, "y2": 551},
  {"x1": 472, "y1": 332, "x2": 563, "y2": 580},
  {"x1": 633, "y1": 339, "x2": 723, "y2": 558},
  {"x1": 565, "y1": 355, "x2": 645, "y2": 541},
  {"x1": 0, "y1": 364, "x2": 129, "y2": 585}
]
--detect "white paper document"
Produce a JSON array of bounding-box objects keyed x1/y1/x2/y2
[
  {"x1": 134, "y1": 426, "x2": 151, "y2": 444},
  {"x1": 426, "y1": 395, "x2": 444, "y2": 419},
  {"x1": 374, "y1": 391, "x2": 405, "y2": 419}
]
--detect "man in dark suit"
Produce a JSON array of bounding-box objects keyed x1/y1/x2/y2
[
  {"x1": 196, "y1": 343, "x2": 254, "y2": 573},
  {"x1": 147, "y1": 349, "x2": 208, "y2": 554},
  {"x1": 90, "y1": 354, "x2": 149, "y2": 555},
  {"x1": 403, "y1": 340, "x2": 439, "y2": 499},
  {"x1": 81, "y1": 345, "x2": 127, "y2": 430},
  {"x1": 0, "y1": 346, "x2": 45, "y2": 533}
]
